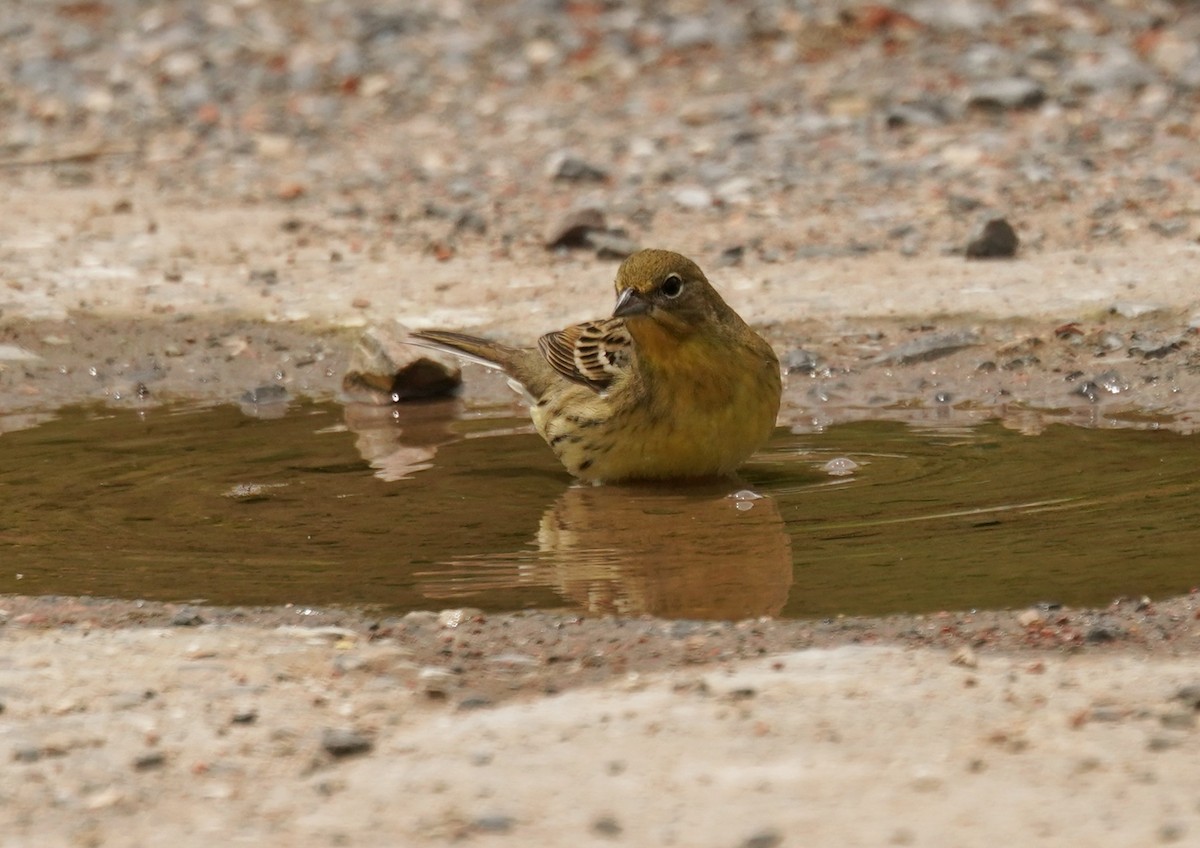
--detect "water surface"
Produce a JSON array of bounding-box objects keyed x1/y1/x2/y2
[{"x1": 1, "y1": 401, "x2": 1197, "y2": 619}]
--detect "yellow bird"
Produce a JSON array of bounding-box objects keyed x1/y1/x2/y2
[{"x1": 410, "y1": 249, "x2": 781, "y2": 483}]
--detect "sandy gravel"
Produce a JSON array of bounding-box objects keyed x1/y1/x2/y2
[
  {"x1": 4, "y1": 0, "x2": 1200, "y2": 844},
  {"x1": 4, "y1": 623, "x2": 1200, "y2": 847}
]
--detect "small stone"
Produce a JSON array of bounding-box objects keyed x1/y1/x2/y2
[
  {"x1": 1110, "y1": 301, "x2": 1167, "y2": 319},
  {"x1": 951, "y1": 646, "x2": 978, "y2": 668},
  {"x1": 586, "y1": 230, "x2": 640, "y2": 260},
  {"x1": 1159, "y1": 822, "x2": 1187, "y2": 843},
  {"x1": 966, "y1": 77, "x2": 1046, "y2": 111},
  {"x1": 453, "y1": 209, "x2": 487, "y2": 235},
  {"x1": 741, "y1": 828, "x2": 783, "y2": 848},
  {"x1": 472, "y1": 814, "x2": 514, "y2": 833},
  {"x1": 1016, "y1": 609, "x2": 1044, "y2": 627},
  {"x1": 1172, "y1": 684, "x2": 1200, "y2": 710},
  {"x1": 170, "y1": 608, "x2": 205, "y2": 627},
  {"x1": 438, "y1": 608, "x2": 481, "y2": 628},
  {"x1": 343, "y1": 325, "x2": 462, "y2": 403},
  {"x1": 1085, "y1": 625, "x2": 1121, "y2": 644},
  {"x1": 966, "y1": 219, "x2": 1019, "y2": 259},
  {"x1": 0, "y1": 345, "x2": 41, "y2": 362},
  {"x1": 672, "y1": 186, "x2": 713, "y2": 210},
  {"x1": 1147, "y1": 735, "x2": 1182, "y2": 752},
  {"x1": 873, "y1": 331, "x2": 980, "y2": 364},
  {"x1": 716, "y1": 245, "x2": 745, "y2": 267},
  {"x1": 83, "y1": 787, "x2": 124, "y2": 810},
  {"x1": 546, "y1": 208, "x2": 606, "y2": 249},
  {"x1": 1159, "y1": 711, "x2": 1196, "y2": 730},
  {"x1": 321, "y1": 728, "x2": 373, "y2": 758},
  {"x1": 548, "y1": 152, "x2": 608, "y2": 183},
  {"x1": 240, "y1": 385, "x2": 289, "y2": 405},
  {"x1": 592, "y1": 815, "x2": 622, "y2": 838},
  {"x1": 133, "y1": 751, "x2": 166, "y2": 771},
  {"x1": 458, "y1": 695, "x2": 494, "y2": 711},
  {"x1": 231, "y1": 709, "x2": 258, "y2": 725},
  {"x1": 13, "y1": 745, "x2": 40, "y2": 763}
]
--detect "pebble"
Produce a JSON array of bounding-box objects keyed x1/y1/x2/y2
[
  {"x1": 672, "y1": 186, "x2": 714, "y2": 210},
  {"x1": 439, "y1": 608, "x2": 483, "y2": 628},
  {"x1": 231, "y1": 708, "x2": 259, "y2": 725},
  {"x1": 1016, "y1": 609, "x2": 1043, "y2": 627},
  {"x1": 240, "y1": 385, "x2": 289, "y2": 405},
  {"x1": 965, "y1": 219, "x2": 1019, "y2": 259},
  {"x1": 133, "y1": 750, "x2": 166, "y2": 770},
  {"x1": 586, "y1": 230, "x2": 641, "y2": 260},
  {"x1": 344, "y1": 325, "x2": 461, "y2": 403},
  {"x1": 170, "y1": 608, "x2": 205, "y2": 627},
  {"x1": 545, "y1": 208, "x2": 607, "y2": 250},
  {"x1": 547, "y1": 152, "x2": 609, "y2": 183},
  {"x1": 873, "y1": 332, "x2": 981, "y2": 365},
  {"x1": 1171, "y1": 684, "x2": 1200, "y2": 710},
  {"x1": 591, "y1": 816, "x2": 622, "y2": 837},
  {"x1": 0, "y1": 345, "x2": 41, "y2": 362},
  {"x1": 472, "y1": 814, "x2": 515, "y2": 833},
  {"x1": 320, "y1": 728, "x2": 373, "y2": 758},
  {"x1": 951, "y1": 646, "x2": 978, "y2": 668},
  {"x1": 741, "y1": 828, "x2": 783, "y2": 848},
  {"x1": 966, "y1": 77, "x2": 1045, "y2": 111},
  {"x1": 1158, "y1": 711, "x2": 1195, "y2": 730}
]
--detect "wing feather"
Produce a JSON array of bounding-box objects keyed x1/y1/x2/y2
[{"x1": 537, "y1": 318, "x2": 632, "y2": 391}]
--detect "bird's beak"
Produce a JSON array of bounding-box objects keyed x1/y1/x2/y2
[{"x1": 613, "y1": 287, "x2": 650, "y2": 318}]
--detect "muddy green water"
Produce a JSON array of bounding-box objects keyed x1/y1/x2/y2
[{"x1": 1, "y1": 401, "x2": 1197, "y2": 620}]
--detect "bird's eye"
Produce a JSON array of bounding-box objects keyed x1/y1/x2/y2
[{"x1": 660, "y1": 273, "x2": 684, "y2": 298}]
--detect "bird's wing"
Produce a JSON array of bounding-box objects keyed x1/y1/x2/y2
[{"x1": 537, "y1": 318, "x2": 633, "y2": 391}]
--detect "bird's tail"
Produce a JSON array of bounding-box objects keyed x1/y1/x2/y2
[{"x1": 408, "y1": 329, "x2": 518, "y2": 372}]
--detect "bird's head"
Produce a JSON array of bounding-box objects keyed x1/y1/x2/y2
[{"x1": 611, "y1": 249, "x2": 736, "y2": 338}]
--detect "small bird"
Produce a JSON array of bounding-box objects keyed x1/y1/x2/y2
[{"x1": 410, "y1": 249, "x2": 781, "y2": 483}]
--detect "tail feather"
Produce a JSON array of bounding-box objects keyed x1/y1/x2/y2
[
  {"x1": 408, "y1": 329, "x2": 516, "y2": 372},
  {"x1": 409, "y1": 329, "x2": 562, "y2": 400}
]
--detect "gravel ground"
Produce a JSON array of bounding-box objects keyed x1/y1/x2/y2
[{"x1": 3, "y1": 0, "x2": 1200, "y2": 844}]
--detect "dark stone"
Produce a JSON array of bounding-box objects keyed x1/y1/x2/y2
[
  {"x1": 457, "y1": 695, "x2": 494, "y2": 711},
  {"x1": 321, "y1": 728, "x2": 373, "y2": 758},
  {"x1": 1172, "y1": 684, "x2": 1200, "y2": 710},
  {"x1": 133, "y1": 751, "x2": 166, "y2": 770},
  {"x1": 966, "y1": 218, "x2": 1019, "y2": 259},
  {"x1": 390, "y1": 357, "x2": 462, "y2": 401},
  {"x1": 552, "y1": 155, "x2": 608, "y2": 183},
  {"x1": 742, "y1": 829, "x2": 784, "y2": 848},
  {"x1": 546, "y1": 208, "x2": 607, "y2": 249},
  {"x1": 1085, "y1": 625, "x2": 1122, "y2": 643},
  {"x1": 231, "y1": 709, "x2": 259, "y2": 725},
  {"x1": 592, "y1": 816, "x2": 622, "y2": 837},
  {"x1": 170, "y1": 608, "x2": 205, "y2": 627}
]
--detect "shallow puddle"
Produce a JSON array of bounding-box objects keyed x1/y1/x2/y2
[{"x1": 1, "y1": 400, "x2": 1197, "y2": 620}]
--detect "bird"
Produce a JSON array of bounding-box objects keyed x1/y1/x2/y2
[{"x1": 409, "y1": 248, "x2": 781, "y2": 483}]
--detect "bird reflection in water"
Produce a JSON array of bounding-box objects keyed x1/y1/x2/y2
[
  {"x1": 343, "y1": 397, "x2": 793, "y2": 619},
  {"x1": 422, "y1": 482, "x2": 793, "y2": 620}
]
